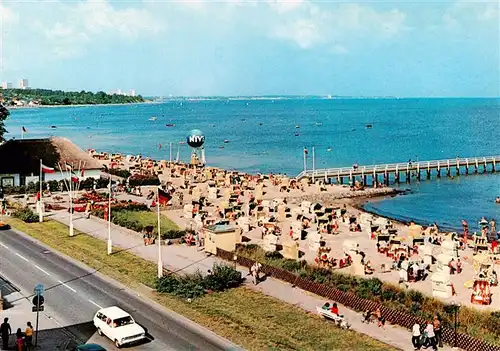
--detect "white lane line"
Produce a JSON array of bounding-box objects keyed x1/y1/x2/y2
[
  {"x1": 88, "y1": 299, "x2": 103, "y2": 309},
  {"x1": 0, "y1": 242, "x2": 8, "y2": 249},
  {"x1": 15, "y1": 253, "x2": 29, "y2": 261},
  {"x1": 34, "y1": 265, "x2": 51, "y2": 276},
  {"x1": 58, "y1": 280, "x2": 77, "y2": 293}
]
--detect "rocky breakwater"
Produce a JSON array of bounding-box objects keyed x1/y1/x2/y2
[{"x1": 286, "y1": 187, "x2": 402, "y2": 205}]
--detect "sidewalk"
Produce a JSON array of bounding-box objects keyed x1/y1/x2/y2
[{"x1": 49, "y1": 211, "x2": 456, "y2": 351}]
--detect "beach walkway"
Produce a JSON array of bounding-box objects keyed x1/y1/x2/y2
[{"x1": 49, "y1": 210, "x2": 456, "y2": 351}]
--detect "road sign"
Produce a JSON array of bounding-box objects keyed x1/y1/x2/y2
[
  {"x1": 32, "y1": 306, "x2": 44, "y2": 313},
  {"x1": 32, "y1": 295, "x2": 44, "y2": 306},
  {"x1": 34, "y1": 284, "x2": 45, "y2": 296}
]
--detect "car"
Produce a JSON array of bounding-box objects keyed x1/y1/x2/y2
[
  {"x1": 93, "y1": 306, "x2": 146, "y2": 348},
  {"x1": 75, "y1": 344, "x2": 106, "y2": 351}
]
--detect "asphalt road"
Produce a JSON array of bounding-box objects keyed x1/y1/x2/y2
[{"x1": 0, "y1": 228, "x2": 240, "y2": 351}]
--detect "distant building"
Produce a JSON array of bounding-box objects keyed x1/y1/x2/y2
[
  {"x1": 130, "y1": 89, "x2": 136, "y2": 97},
  {"x1": 116, "y1": 88, "x2": 122, "y2": 95},
  {"x1": 19, "y1": 79, "x2": 29, "y2": 89},
  {"x1": 1, "y1": 82, "x2": 12, "y2": 89},
  {"x1": 0, "y1": 137, "x2": 103, "y2": 187}
]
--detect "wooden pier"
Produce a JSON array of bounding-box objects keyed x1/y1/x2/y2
[{"x1": 296, "y1": 156, "x2": 500, "y2": 187}]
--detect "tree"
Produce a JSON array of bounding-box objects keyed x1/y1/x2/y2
[{"x1": 0, "y1": 103, "x2": 10, "y2": 143}]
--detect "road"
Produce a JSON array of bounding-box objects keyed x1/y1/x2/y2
[{"x1": 0, "y1": 228, "x2": 240, "y2": 351}]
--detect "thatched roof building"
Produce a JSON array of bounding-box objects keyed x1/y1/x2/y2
[{"x1": 0, "y1": 137, "x2": 102, "y2": 187}]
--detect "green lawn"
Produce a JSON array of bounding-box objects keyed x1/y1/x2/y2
[
  {"x1": 5, "y1": 218, "x2": 397, "y2": 351},
  {"x1": 112, "y1": 210, "x2": 179, "y2": 233}
]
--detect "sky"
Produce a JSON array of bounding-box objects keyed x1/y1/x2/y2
[{"x1": 0, "y1": 0, "x2": 498, "y2": 97}]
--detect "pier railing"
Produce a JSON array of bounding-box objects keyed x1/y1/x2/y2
[{"x1": 296, "y1": 155, "x2": 500, "y2": 183}]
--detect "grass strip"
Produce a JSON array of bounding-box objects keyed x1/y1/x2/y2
[{"x1": 5, "y1": 218, "x2": 397, "y2": 351}]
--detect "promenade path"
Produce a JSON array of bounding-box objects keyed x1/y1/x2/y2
[{"x1": 49, "y1": 211, "x2": 457, "y2": 351}]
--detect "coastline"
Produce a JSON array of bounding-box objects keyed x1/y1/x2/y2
[{"x1": 8, "y1": 100, "x2": 158, "y2": 110}]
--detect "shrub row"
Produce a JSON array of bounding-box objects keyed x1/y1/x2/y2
[
  {"x1": 12, "y1": 207, "x2": 39, "y2": 223},
  {"x1": 128, "y1": 174, "x2": 160, "y2": 187},
  {"x1": 155, "y1": 263, "x2": 243, "y2": 299},
  {"x1": 236, "y1": 245, "x2": 500, "y2": 346},
  {"x1": 2, "y1": 177, "x2": 108, "y2": 195},
  {"x1": 106, "y1": 168, "x2": 131, "y2": 178}
]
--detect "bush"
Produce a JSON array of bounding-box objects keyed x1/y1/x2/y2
[
  {"x1": 107, "y1": 168, "x2": 131, "y2": 178},
  {"x1": 12, "y1": 207, "x2": 39, "y2": 223},
  {"x1": 162, "y1": 229, "x2": 189, "y2": 240},
  {"x1": 128, "y1": 174, "x2": 160, "y2": 187},
  {"x1": 155, "y1": 264, "x2": 242, "y2": 299}
]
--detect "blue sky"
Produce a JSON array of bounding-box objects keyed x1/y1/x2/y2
[{"x1": 0, "y1": 0, "x2": 498, "y2": 97}]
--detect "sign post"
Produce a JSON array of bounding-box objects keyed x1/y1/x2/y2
[{"x1": 33, "y1": 284, "x2": 45, "y2": 347}]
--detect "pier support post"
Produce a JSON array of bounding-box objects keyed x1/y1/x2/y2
[
  {"x1": 493, "y1": 159, "x2": 496, "y2": 173},
  {"x1": 363, "y1": 175, "x2": 367, "y2": 185},
  {"x1": 475, "y1": 159, "x2": 479, "y2": 174},
  {"x1": 446, "y1": 167, "x2": 451, "y2": 177},
  {"x1": 437, "y1": 167, "x2": 440, "y2": 178},
  {"x1": 427, "y1": 170, "x2": 431, "y2": 179},
  {"x1": 373, "y1": 174, "x2": 378, "y2": 188},
  {"x1": 406, "y1": 171, "x2": 411, "y2": 184},
  {"x1": 339, "y1": 177, "x2": 344, "y2": 185},
  {"x1": 395, "y1": 172, "x2": 400, "y2": 183}
]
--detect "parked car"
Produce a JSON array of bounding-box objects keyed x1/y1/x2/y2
[
  {"x1": 75, "y1": 344, "x2": 106, "y2": 351},
  {"x1": 93, "y1": 306, "x2": 146, "y2": 348}
]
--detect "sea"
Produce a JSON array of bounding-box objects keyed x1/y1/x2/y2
[{"x1": 5, "y1": 97, "x2": 500, "y2": 232}]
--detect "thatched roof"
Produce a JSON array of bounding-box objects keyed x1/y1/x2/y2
[{"x1": 0, "y1": 137, "x2": 102, "y2": 174}]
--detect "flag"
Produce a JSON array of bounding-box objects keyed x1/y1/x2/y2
[
  {"x1": 21, "y1": 126, "x2": 27, "y2": 133},
  {"x1": 65, "y1": 162, "x2": 73, "y2": 171},
  {"x1": 41, "y1": 164, "x2": 55, "y2": 174},
  {"x1": 303, "y1": 147, "x2": 308, "y2": 155},
  {"x1": 80, "y1": 169, "x2": 85, "y2": 177},
  {"x1": 70, "y1": 171, "x2": 79, "y2": 183},
  {"x1": 157, "y1": 187, "x2": 172, "y2": 206}
]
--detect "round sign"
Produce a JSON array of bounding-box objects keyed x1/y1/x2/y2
[
  {"x1": 32, "y1": 295, "x2": 44, "y2": 306},
  {"x1": 186, "y1": 129, "x2": 205, "y2": 148}
]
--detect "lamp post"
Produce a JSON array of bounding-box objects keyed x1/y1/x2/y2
[
  {"x1": 233, "y1": 254, "x2": 237, "y2": 269},
  {"x1": 451, "y1": 300, "x2": 461, "y2": 349}
]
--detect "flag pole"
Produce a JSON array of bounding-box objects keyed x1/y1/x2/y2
[
  {"x1": 68, "y1": 163, "x2": 74, "y2": 237},
  {"x1": 169, "y1": 142, "x2": 173, "y2": 163},
  {"x1": 107, "y1": 178, "x2": 112, "y2": 255},
  {"x1": 39, "y1": 159, "x2": 43, "y2": 222},
  {"x1": 21, "y1": 127, "x2": 24, "y2": 140},
  {"x1": 157, "y1": 187, "x2": 163, "y2": 278},
  {"x1": 303, "y1": 147, "x2": 307, "y2": 172},
  {"x1": 312, "y1": 147, "x2": 315, "y2": 183}
]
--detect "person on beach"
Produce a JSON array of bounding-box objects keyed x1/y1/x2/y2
[{"x1": 490, "y1": 218, "x2": 496, "y2": 234}]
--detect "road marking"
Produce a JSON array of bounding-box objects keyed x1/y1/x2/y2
[
  {"x1": 34, "y1": 265, "x2": 50, "y2": 276},
  {"x1": 58, "y1": 280, "x2": 77, "y2": 293},
  {"x1": 0, "y1": 243, "x2": 8, "y2": 249},
  {"x1": 15, "y1": 253, "x2": 29, "y2": 261},
  {"x1": 88, "y1": 300, "x2": 103, "y2": 309}
]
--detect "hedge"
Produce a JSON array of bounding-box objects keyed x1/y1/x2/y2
[
  {"x1": 2, "y1": 177, "x2": 107, "y2": 195},
  {"x1": 230, "y1": 245, "x2": 500, "y2": 348},
  {"x1": 128, "y1": 174, "x2": 160, "y2": 187},
  {"x1": 12, "y1": 207, "x2": 39, "y2": 223},
  {"x1": 106, "y1": 168, "x2": 131, "y2": 178}
]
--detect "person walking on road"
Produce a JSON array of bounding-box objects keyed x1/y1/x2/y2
[
  {"x1": 25, "y1": 322, "x2": 33, "y2": 350},
  {"x1": 412, "y1": 322, "x2": 421, "y2": 350},
  {"x1": 0, "y1": 317, "x2": 11, "y2": 350},
  {"x1": 433, "y1": 315, "x2": 443, "y2": 348},
  {"x1": 425, "y1": 320, "x2": 437, "y2": 351},
  {"x1": 250, "y1": 262, "x2": 262, "y2": 285}
]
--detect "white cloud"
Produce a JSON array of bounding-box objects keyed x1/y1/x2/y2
[
  {"x1": 443, "y1": 0, "x2": 499, "y2": 30},
  {"x1": 269, "y1": 2, "x2": 408, "y2": 51},
  {"x1": 4, "y1": 0, "x2": 166, "y2": 60}
]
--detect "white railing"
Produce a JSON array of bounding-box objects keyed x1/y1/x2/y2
[{"x1": 296, "y1": 155, "x2": 500, "y2": 180}]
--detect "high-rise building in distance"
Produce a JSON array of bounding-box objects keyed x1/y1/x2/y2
[
  {"x1": 1, "y1": 82, "x2": 12, "y2": 89},
  {"x1": 19, "y1": 79, "x2": 29, "y2": 89},
  {"x1": 130, "y1": 89, "x2": 136, "y2": 97}
]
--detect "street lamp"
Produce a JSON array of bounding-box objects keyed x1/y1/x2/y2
[
  {"x1": 233, "y1": 254, "x2": 238, "y2": 269},
  {"x1": 451, "y1": 300, "x2": 461, "y2": 349}
]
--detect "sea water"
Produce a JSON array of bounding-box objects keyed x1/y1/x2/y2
[{"x1": 6, "y1": 98, "x2": 500, "y2": 231}]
